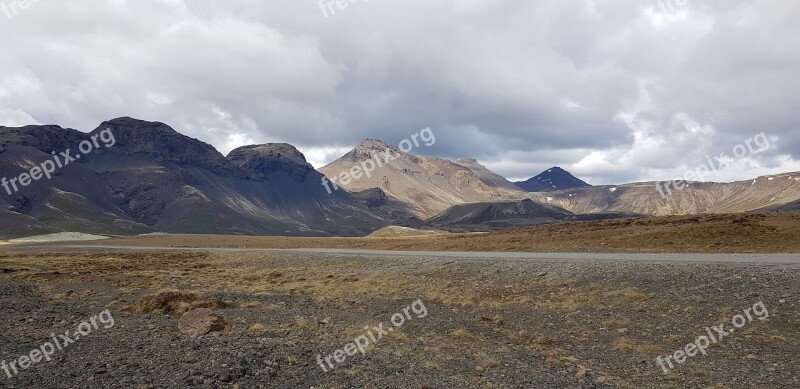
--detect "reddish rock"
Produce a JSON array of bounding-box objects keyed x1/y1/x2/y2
[{"x1": 178, "y1": 308, "x2": 228, "y2": 337}]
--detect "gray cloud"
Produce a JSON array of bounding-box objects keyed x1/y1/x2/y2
[{"x1": 1, "y1": 0, "x2": 798, "y2": 184}]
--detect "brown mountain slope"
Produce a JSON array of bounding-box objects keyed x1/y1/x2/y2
[
  {"x1": 454, "y1": 157, "x2": 522, "y2": 191},
  {"x1": 528, "y1": 173, "x2": 800, "y2": 216},
  {"x1": 319, "y1": 140, "x2": 523, "y2": 218}
]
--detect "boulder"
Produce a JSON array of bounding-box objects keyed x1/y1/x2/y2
[{"x1": 178, "y1": 308, "x2": 229, "y2": 337}]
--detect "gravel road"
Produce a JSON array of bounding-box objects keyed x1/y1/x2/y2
[{"x1": 33, "y1": 245, "x2": 800, "y2": 265}]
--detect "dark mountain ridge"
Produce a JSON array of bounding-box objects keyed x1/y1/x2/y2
[{"x1": 0, "y1": 117, "x2": 401, "y2": 237}]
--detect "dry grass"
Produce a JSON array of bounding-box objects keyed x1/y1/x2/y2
[
  {"x1": 691, "y1": 368, "x2": 708, "y2": 377},
  {"x1": 388, "y1": 330, "x2": 409, "y2": 342},
  {"x1": 621, "y1": 287, "x2": 649, "y2": 301},
  {"x1": 128, "y1": 291, "x2": 230, "y2": 316},
  {"x1": 612, "y1": 338, "x2": 662, "y2": 354},
  {"x1": 1, "y1": 247, "x2": 796, "y2": 389},
  {"x1": 557, "y1": 356, "x2": 580, "y2": 365},
  {"x1": 505, "y1": 330, "x2": 557, "y2": 349},
  {"x1": 294, "y1": 316, "x2": 315, "y2": 329},
  {"x1": 450, "y1": 329, "x2": 477, "y2": 341},
  {"x1": 72, "y1": 212, "x2": 800, "y2": 253},
  {"x1": 602, "y1": 317, "x2": 632, "y2": 327},
  {"x1": 424, "y1": 361, "x2": 442, "y2": 370},
  {"x1": 477, "y1": 358, "x2": 500, "y2": 370},
  {"x1": 0, "y1": 251, "x2": 662, "y2": 318},
  {"x1": 248, "y1": 323, "x2": 268, "y2": 333}
]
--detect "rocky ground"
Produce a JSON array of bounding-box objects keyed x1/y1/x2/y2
[{"x1": 0, "y1": 248, "x2": 799, "y2": 388}]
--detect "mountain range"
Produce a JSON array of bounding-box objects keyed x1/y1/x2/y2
[{"x1": 1, "y1": 117, "x2": 799, "y2": 237}]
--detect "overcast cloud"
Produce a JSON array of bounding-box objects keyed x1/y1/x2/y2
[{"x1": 1, "y1": 0, "x2": 798, "y2": 184}]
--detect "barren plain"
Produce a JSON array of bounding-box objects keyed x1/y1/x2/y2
[
  {"x1": 66, "y1": 213, "x2": 800, "y2": 254},
  {"x1": 1, "y1": 213, "x2": 800, "y2": 388}
]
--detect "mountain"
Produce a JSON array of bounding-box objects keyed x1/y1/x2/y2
[
  {"x1": 0, "y1": 118, "x2": 394, "y2": 237},
  {"x1": 227, "y1": 143, "x2": 313, "y2": 181},
  {"x1": 454, "y1": 157, "x2": 522, "y2": 191},
  {"x1": 427, "y1": 199, "x2": 573, "y2": 231},
  {"x1": 224, "y1": 142, "x2": 414, "y2": 231},
  {"x1": 527, "y1": 173, "x2": 800, "y2": 216},
  {"x1": 319, "y1": 140, "x2": 521, "y2": 219},
  {"x1": 3, "y1": 117, "x2": 800, "y2": 238},
  {"x1": 426, "y1": 199, "x2": 639, "y2": 231},
  {"x1": 757, "y1": 199, "x2": 800, "y2": 212},
  {"x1": 0, "y1": 123, "x2": 153, "y2": 237},
  {"x1": 516, "y1": 166, "x2": 591, "y2": 192}
]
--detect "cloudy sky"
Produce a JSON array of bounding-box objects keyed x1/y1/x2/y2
[{"x1": 1, "y1": 0, "x2": 798, "y2": 184}]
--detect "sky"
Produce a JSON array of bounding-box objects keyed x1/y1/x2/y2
[{"x1": 1, "y1": 0, "x2": 799, "y2": 184}]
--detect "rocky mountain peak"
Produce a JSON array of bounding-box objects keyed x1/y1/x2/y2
[
  {"x1": 0, "y1": 124, "x2": 85, "y2": 153},
  {"x1": 100, "y1": 117, "x2": 178, "y2": 135},
  {"x1": 355, "y1": 139, "x2": 394, "y2": 150},
  {"x1": 94, "y1": 117, "x2": 242, "y2": 177},
  {"x1": 229, "y1": 143, "x2": 309, "y2": 165},
  {"x1": 227, "y1": 143, "x2": 313, "y2": 180},
  {"x1": 454, "y1": 157, "x2": 521, "y2": 191},
  {"x1": 348, "y1": 139, "x2": 403, "y2": 162}
]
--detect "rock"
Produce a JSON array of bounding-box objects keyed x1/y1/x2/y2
[
  {"x1": 480, "y1": 315, "x2": 504, "y2": 325},
  {"x1": 178, "y1": 308, "x2": 229, "y2": 337}
]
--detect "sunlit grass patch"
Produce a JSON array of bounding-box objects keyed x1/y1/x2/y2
[{"x1": 612, "y1": 337, "x2": 662, "y2": 354}]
